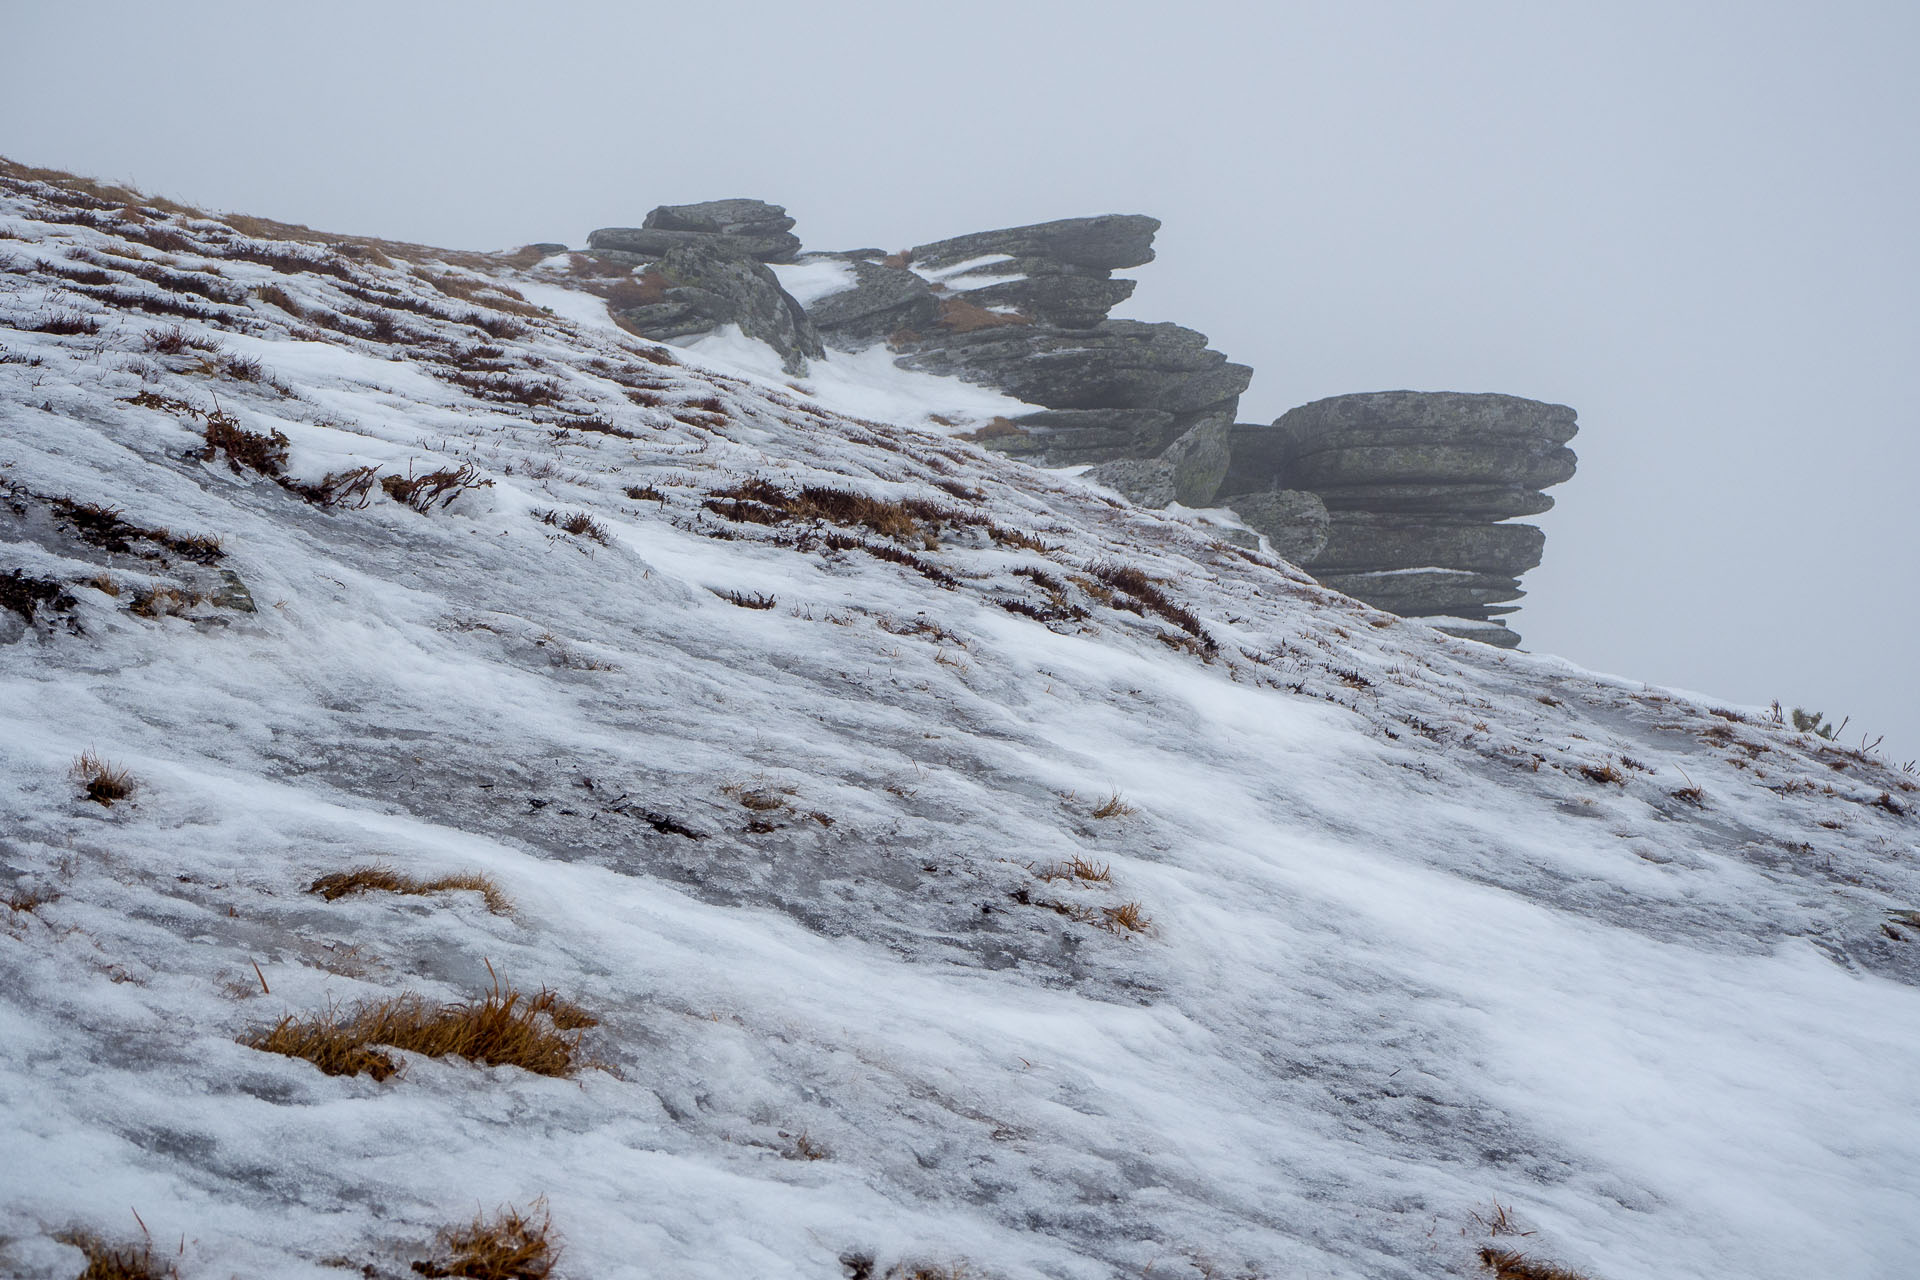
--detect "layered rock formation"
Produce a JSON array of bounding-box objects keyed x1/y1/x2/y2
[
  {"x1": 1219, "y1": 392, "x2": 1578, "y2": 646},
  {"x1": 582, "y1": 202, "x2": 1577, "y2": 646},
  {"x1": 586, "y1": 200, "x2": 821, "y2": 374},
  {"x1": 882, "y1": 218, "x2": 1251, "y2": 507}
]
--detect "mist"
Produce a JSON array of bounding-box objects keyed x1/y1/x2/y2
[{"x1": 5, "y1": 0, "x2": 1914, "y2": 759}]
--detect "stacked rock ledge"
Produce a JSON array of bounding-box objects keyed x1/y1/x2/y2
[{"x1": 576, "y1": 199, "x2": 1579, "y2": 646}]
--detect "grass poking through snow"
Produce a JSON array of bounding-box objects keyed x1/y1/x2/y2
[
  {"x1": 308, "y1": 865, "x2": 512, "y2": 914},
  {"x1": 242, "y1": 977, "x2": 597, "y2": 1081}
]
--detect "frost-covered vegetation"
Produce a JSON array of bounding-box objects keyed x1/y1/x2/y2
[{"x1": 2, "y1": 161, "x2": 1918, "y2": 1280}]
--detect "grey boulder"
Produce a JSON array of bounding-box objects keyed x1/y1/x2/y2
[
  {"x1": 807, "y1": 261, "x2": 939, "y2": 347},
  {"x1": 1083, "y1": 458, "x2": 1177, "y2": 508},
  {"x1": 910, "y1": 214, "x2": 1161, "y2": 272},
  {"x1": 995, "y1": 408, "x2": 1183, "y2": 466},
  {"x1": 1229, "y1": 490, "x2": 1331, "y2": 566},
  {"x1": 614, "y1": 242, "x2": 823, "y2": 375},
  {"x1": 1309, "y1": 513, "x2": 1546, "y2": 577}
]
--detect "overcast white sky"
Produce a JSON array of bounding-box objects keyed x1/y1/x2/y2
[{"x1": 5, "y1": 0, "x2": 1915, "y2": 761}]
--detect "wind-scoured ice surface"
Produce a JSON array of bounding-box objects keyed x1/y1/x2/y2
[{"x1": 2, "y1": 173, "x2": 1918, "y2": 1280}]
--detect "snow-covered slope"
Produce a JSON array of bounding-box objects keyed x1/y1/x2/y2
[{"x1": 3, "y1": 169, "x2": 1918, "y2": 1280}]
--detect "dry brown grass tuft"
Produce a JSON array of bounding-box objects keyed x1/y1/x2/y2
[
  {"x1": 308, "y1": 865, "x2": 513, "y2": 915},
  {"x1": 1477, "y1": 1247, "x2": 1594, "y2": 1280},
  {"x1": 1576, "y1": 762, "x2": 1626, "y2": 785},
  {"x1": 1033, "y1": 856, "x2": 1111, "y2": 884},
  {"x1": 936, "y1": 296, "x2": 1029, "y2": 332},
  {"x1": 623, "y1": 484, "x2": 665, "y2": 502},
  {"x1": 242, "y1": 976, "x2": 595, "y2": 1081},
  {"x1": 1090, "y1": 791, "x2": 1136, "y2": 819},
  {"x1": 7, "y1": 885, "x2": 57, "y2": 913},
  {"x1": 1101, "y1": 901, "x2": 1150, "y2": 933},
  {"x1": 413, "y1": 1200, "x2": 558, "y2": 1279},
  {"x1": 59, "y1": 1229, "x2": 176, "y2": 1280},
  {"x1": 72, "y1": 750, "x2": 135, "y2": 806},
  {"x1": 128, "y1": 586, "x2": 204, "y2": 618}
]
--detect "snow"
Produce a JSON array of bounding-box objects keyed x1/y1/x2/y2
[
  {"x1": 4, "y1": 174, "x2": 1920, "y2": 1280},
  {"x1": 769, "y1": 258, "x2": 859, "y2": 307},
  {"x1": 679, "y1": 323, "x2": 1037, "y2": 431}
]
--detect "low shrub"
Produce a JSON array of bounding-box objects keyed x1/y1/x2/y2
[
  {"x1": 34, "y1": 309, "x2": 101, "y2": 335},
  {"x1": 201, "y1": 408, "x2": 289, "y2": 477}
]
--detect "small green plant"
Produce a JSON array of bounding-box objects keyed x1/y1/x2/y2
[{"x1": 1790, "y1": 707, "x2": 1844, "y2": 740}]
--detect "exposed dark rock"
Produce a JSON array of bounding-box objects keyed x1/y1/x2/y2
[
  {"x1": 1230, "y1": 490, "x2": 1330, "y2": 566},
  {"x1": 611, "y1": 242, "x2": 823, "y2": 375},
  {"x1": 910, "y1": 215, "x2": 1160, "y2": 272},
  {"x1": 1217, "y1": 391, "x2": 1578, "y2": 644},
  {"x1": 646, "y1": 198, "x2": 796, "y2": 239},
  {"x1": 1218, "y1": 423, "x2": 1295, "y2": 499},
  {"x1": 1084, "y1": 458, "x2": 1176, "y2": 508},
  {"x1": 1158, "y1": 410, "x2": 1235, "y2": 507},
  {"x1": 1310, "y1": 513, "x2": 1546, "y2": 577},
  {"x1": 1311, "y1": 483, "x2": 1555, "y2": 519},
  {"x1": 901, "y1": 321, "x2": 1251, "y2": 417},
  {"x1": 1287, "y1": 440, "x2": 1576, "y2": 491},
  {"x1": 587, "y1": 225, "x2": 803, "y2": 264},
  {"x1": 995, "y1": 408, "x2": 1182, "y2": 465},
  {"x1": 807, "y1": 260, "x2": 938, "y2": 348},
  {"x1": 1316, "y1": 569, "x2": 1524, "y2": 618},
  {"x1": 949, "y1": 274, "x2": 1136, "y2": 330}
]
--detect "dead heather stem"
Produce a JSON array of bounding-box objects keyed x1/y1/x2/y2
[
  {"x1": 201, "y1": 409, "x2": 289, "y2": 478},
  {"x1": 413, "y1": 1199, "x2": 559, "y2": 1280},
  {"x1": 308, "y1": 865, "x2": 512, "y2": 915},
  {"x1": 531, "y1": 508, "x2": 610, "y2": 544},
  {"x1": 382, "y1": 464, "x2": 492, "y2": 512},
  {"x1": 242, "y1": 978, "x2": 595, "y2": 1081},
  {"x1": 71, "y1": 750, "x2": 135, "y2": 806},
  {"x1": 1471, "y1": 1201, "x2": 1533, "y2": 1238}
]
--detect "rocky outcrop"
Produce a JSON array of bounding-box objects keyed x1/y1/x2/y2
[
  {"x1": 1220, "y1": 392, "x2": 1578, "y2": 646},
  {"x1": 802, "y1": 260, "x2": 938, "y2": 344},
  {"x1": 587, "y1": 198, "x2": 802, "y2": 263},
  {"x1": 585, "y1": 202, "x2": 821, "y2": 374},
  {"x1": 808, "y1": 217, "x2": 1255, "y2": 508},
  {"x1": 577, "y1": 200, "x2": 1579, "y2": 646}
]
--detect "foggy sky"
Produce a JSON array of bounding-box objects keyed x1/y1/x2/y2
[{"x1": 5, "y1": 0, "x2": 1915, "y2": 761}]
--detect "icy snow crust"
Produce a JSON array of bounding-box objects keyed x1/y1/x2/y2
[{"x1": 2, "y1": 177, "x2": 1918, "y2": 1280}]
